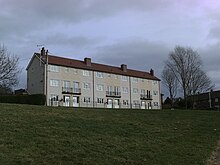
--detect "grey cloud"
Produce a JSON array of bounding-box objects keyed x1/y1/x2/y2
[
  {"x1": 92, "y1": 39, "x2": 170, "y2": 75},
  {"x1": 208, "y1": 26, "x2": 220, "y2": 40},
  {"x1": 43, "y1": 33, "x2": 103, "y2": 48}
]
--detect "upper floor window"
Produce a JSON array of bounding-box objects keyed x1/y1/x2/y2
[
  {"x1": 49, "y1": 65, "x2": 59, "y2": 72},
  {"x1": 96, "y1": 72, "x2": 103, "y2": 78},
  {"x1": 96, "y1": 84, "x2": 104, "y2": 91},
  {"x1": 114, "y1": 74, "x2": 118, "y2": 79},
  {"x1": 153, "y1": 90, "x2": 158, "y2": 96},
  {"x1": 141, "y1": 89, "x2": 145, "y2": 94},
  {"x1": 133, "y1": 88, "x2": 138, "y2": 94},
  {"x1": 83, "y1": 82, "x2": 91, "y2": 90},
  {"x1": 83, "y1": 70, "x2": 90, "y2": 76},
  {"x1": 133, "y1": 77, "x2": 138, "y2": 83},
  {"x1": 50, "y1": 79, "x2": 59, "y2": 87},
  {"x1": 122, "y1": 87, "x2": 129, "y2": 93},
  {"x1": 63, "y1": 80, "x2": 70, "y2": 87},
  {"x1": 141, "y1": 79, "x2": 145, "y2": 83},
  {"x1": 73, "y1": 68, "x2": 78, "y2": 74},
  {"x1": 153, "y1": 80, "x2": 158, "y2": 85},
  {"x1": 107, "y1": 74, "x2": 111, "y2": 78},
  {"x1": 64, "y1": 67, "x2": 69, "y2": 73},
  {"x1": 122, "y1": 75, "x2": 128, "y2": 81}
]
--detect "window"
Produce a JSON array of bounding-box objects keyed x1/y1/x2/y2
[
  {"x1": 96, "y1": 84, "x2": 104, "y2": 91},
  {"x1": 154, "y1": 102, "x2": 159, "y2": 106},
  {"x1": 107, "y1": 86, "x2": 113, "y2": 92},
  {"x1": 84, "y1": 97, "x2": 91, "y2": 103},
  {"x1": 215, "y1": 98, "x2": 219, "y2": 103},
  {"x1": 107, "y1": 74, "x2": 111, "y2": 78},
  {"x1": 153, "y1": 90, "x2": 158, "y2": 96},
  {"x1": 141, "y1": 89, "x2": 145, "y2": 94},
  {"x1": 133, "y1": 100, "x2": 139, "y2": 105},
  {"x1": 96, "y1": 72, "x2": 103, "y2": 78},
  {"x1": 50, "y1": 95, "x2": 59, "y2": 101},
  {"x1": 63, "y1": 81, "x2": 70, "y2": 88},
  {"x1": 73, "y1": 68, "x2": 78, "y2": 74},
  {"x1": 133, "y1": 77, "x2": 138, "y2": 83},
  {"x1": 83, "y1": 70, "x2": 90, "y2": 76},
  {"x1": 153, "y1": 80, "x2": 158, "y2": 85},
  {"x1": 48, "y1": 65, "x2": 59, "y2": 72},
  {"x1": 141, "y1": 79, "x2": 144, "y2": 82},
  {"x1": 123, "y1": 100, "x2": 129, "y2": 105},
  {"x1": 122, "y1": 75, "x2": 128, "y2": 81},
  {"x1": 122, "y1": 87, "x2": 129, "y2": 93},
  {"x1": 65, "y1": 67, "x2": 69, "y2": 73},
  {"x1": 97, "y1": 98, "x2": 104, "y2": 104},
  {"x1": 133, "y1": 88, "x2": 138, "y2": 94},
  {"x1": 115, "y1": 74, "x2": 118, "y2": 79},
  {"x1": 83, "y1": 82, "x2": 90, "y2": 90},
  {"x1": 50, "y1": 79, "x2": 59, "y2": 87}
]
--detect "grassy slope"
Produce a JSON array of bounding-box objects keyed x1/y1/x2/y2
[{"x1": 0, "y1": 103, "x2": 220, "y2": 165}]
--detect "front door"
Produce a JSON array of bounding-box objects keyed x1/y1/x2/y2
[
  {"x1": 107, "y1": 99, "x2": 113, "y2": 108},
  {"x1": 141, "y1": 101, "x2": 146, "y2": 109},
  {"x1": 114, "y1": 99, "x2": 119, "y2": 109},
  {"x1": 73, "y1": 96, "x2": 79, "y2": 107},
  {"x1": 64, "y1": 96, "x2": 70, "y2": 107}
]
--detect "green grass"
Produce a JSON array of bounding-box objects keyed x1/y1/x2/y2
[{"x1": 0, "y1": 103, "x2": 220, "y2": 165}]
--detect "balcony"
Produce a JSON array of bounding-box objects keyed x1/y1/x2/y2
[
  {"x1": 62, "y1": 87, "x2": 81, "y2": 95},
  {"x1": 140, "y1": 94, "x2": 152, "y2": 100},
  {"x1": 106, "y1": 91, "x2": 121, "y2": 98}
]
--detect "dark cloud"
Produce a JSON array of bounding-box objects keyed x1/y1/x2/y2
[{"x1": 92, "y1": 39, "x2": 170, "y2": 75}]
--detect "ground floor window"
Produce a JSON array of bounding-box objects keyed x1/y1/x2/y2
[
  {"x1": 97, "y1": 98, "x2": 104, "y2": 104},
  {"x1": 84, "y1": 97, "x2": 91, "y2": 103}
]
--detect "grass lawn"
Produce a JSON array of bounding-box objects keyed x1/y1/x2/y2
[{"x1": 0, "y1": 103, "x2": 220, "y2": 165}]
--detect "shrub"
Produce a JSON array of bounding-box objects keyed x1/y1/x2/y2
[{"x1": 0, "y1": 94, "x2": 46, "y2": 105}]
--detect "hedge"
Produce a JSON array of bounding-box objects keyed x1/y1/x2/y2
[{"x1": 0, "y1": 94, "x2": 46, "y2": 105}]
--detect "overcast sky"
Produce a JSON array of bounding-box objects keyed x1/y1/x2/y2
[{"x1": 1, "y1": 0, "x2": 220, "y2": 95}]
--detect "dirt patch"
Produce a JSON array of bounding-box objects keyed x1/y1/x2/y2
[{"x1": 207, "y1": 141, "x2": 220, "y2": 165}]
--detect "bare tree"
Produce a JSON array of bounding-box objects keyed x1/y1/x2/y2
[
  {"x1": 0, "y1": 45, "x2": 20, "y2": 90},
  {"x1": 165, "y1": 46, "x2": 213, "y2": 108},
  {"x1": 161, "y1": 66, "x2": 178, "y2": 107}
]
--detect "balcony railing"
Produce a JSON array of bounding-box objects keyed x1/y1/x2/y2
[
  {"x1": 106, "y1": 91, "x2": 121, "y2": 98},
  {"x1": 62, "y1": 87, "x2": 81, "y2": 95},
  {"x1": 140, "y1": 94, "x2": 152, "y2": 100}
]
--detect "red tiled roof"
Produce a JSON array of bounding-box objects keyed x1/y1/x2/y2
[{"x1": 36, "y1": 53, "x2": 160, "y2": 81}]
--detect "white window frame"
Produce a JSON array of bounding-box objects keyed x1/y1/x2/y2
[
  {"x1": 83, "y1": 70, "x2": 90, "y2": 76},
  {"x1": 122, "y1": 87, "x2": 129, "y2": 93},
  {"x1": 84, "y1": 97, "x2": 91, "y2": 103},
  {"x1": 83, "y1": 82, "x2": 91, "y2": 90},
  {"x1": 123, "y1": 100, "x2": 129, "y2": 105},
  {"x1": 96, "y1": 84, "x2": 104, "y2": 91},
  {"x1": 96, "y1": 72, "x2": 103, "y2": 78},
  {"x1": 133, "y1": 77, "x2": 138, "y2": 83},
  {"x1": 49, "y1": 65, "x2": 59, "y2": 72},
  {"x1": 133, "y1": 88, "x2": 138, "y2": 94},
  {"x1": 97, "y1": 98, "x2": 104, "y2": 104},
  {"x1": 50, "y1": 79, "x2": 59, "y2": 87},
  {"x1": 122, "y1": 75, "x2": 128, "y2": 81}
]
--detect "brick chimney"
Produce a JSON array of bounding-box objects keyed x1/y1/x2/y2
[
  {"x1": 121, "y1": 64, "x2": 127, "y2": 72},
  {"x1": 150, "y1": 69, "x2": 154, "y2": 76},
  {"x1": 84, "y1": 57, "x2": 91, "y2": 66}
]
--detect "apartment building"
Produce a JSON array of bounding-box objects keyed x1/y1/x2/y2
[{"x1": 26, "y1": 48, "x2": 161, "y2": 109}]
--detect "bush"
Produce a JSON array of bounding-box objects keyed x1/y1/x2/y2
[{"x1": 0, "y1": 94, "x2": 46, "y2": 105}]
